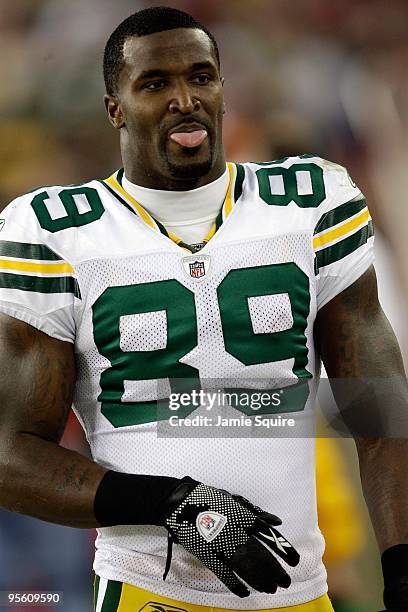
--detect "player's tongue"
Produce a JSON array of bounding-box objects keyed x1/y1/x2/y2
[{"x1": 170, "y1": 130, "x2": 207, "y2": 148}]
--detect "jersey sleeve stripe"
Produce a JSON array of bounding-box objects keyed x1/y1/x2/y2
[
  {"x1": 314, "y1": 197, "x2": 367, "y2": 236},
  {"x1": 0, "y1": 259, "x2": 74, "y2": 275},
  {"x1": 315, "y1": 220, "x2": 373, "y2": 273},
  {"x1": 93, "y1": 575, "x2": 100, "y2": 612},
  {"x1": 0, "y1": 241, "x2": 62, "y2": 261},
  {"x1": 0, "y1": 272, "x2": 81, "y2": 297},
  {"x1": 100, "y1": 579, "x2": 122, "y2": 612},
  {"x1": 313, "y1": 208, "x2": 370, "y2": 250}
]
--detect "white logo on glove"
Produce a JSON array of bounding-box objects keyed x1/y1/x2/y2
[
  {"x1": 259, "y1": 529, "x2": 292, "y2": 554},
  {"x1": 196, "y1": 512, "x2": 227, "y2": 541}
]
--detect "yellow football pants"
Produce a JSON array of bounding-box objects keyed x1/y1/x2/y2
[{"x1": 93, "y1": 577, "x2": 334, "y2": 612}]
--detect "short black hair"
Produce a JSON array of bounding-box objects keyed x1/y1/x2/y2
[{"x1": 103, "y1": 6, "x2": 220, "y2": 95}]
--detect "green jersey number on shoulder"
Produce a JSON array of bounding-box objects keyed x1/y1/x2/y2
[
  {"x1": 256, "y1": 163, "x2": 325, "y2": 208},
  {"x1": 92, "y1": 262, "x2": 311, "y2": 428},
  {"x1": 31, "y1": 187, "x2": 104, "y2": 232}
]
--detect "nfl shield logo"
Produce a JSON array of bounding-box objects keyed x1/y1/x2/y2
[
  {"x1": 181, "y1": 254, "x2": 211, "y2": 281},
  {"x1": 200, "y1": 514, "x2": 216, "y2": 530},
  {"x1": 189, "y1": 260, "x2": 205, "y2": 278},
  {"x1": 196, "y1": 511, "x2": 227, "y2": 541}
]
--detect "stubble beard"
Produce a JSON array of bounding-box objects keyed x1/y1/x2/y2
[
  {"x1": 166, "y1": 157, "x2": 213, "y2": 180},
  {"x1": 162, "y1": 135, "x2": 215, "y2": 181}
]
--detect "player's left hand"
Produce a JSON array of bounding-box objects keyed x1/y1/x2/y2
[{"x1": 163, "y1": 478, "x2": 300, "y2": 597}]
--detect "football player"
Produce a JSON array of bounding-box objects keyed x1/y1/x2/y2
[{"x1": 0, "y1": 6, "x2": 406, "y2": 612}]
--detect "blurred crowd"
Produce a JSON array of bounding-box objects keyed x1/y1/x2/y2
[{"x1": 1, "y1": 1, "x2": 408, "y2": 610}]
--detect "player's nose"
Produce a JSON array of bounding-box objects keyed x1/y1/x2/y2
[{"x1": 168, "y1": 82, "x2": 200, "y2": 114}]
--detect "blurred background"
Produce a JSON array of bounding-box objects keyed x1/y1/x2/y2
[{"x1": 1, "y1": 0, "x2": 408, "y2": 610}]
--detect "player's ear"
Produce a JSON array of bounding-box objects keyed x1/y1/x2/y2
[{"x1": 104, "y1": 94, "x2": 125, "y2": 129}]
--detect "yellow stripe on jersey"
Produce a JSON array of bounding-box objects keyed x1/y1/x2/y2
[
  {"x1": 313, "y1": 208, "x2": 370, "y2": 250},
  {"x1": 201, "y1": 162, "x2": 235, "y2": 244},
  {"x1": 204, "y1": 224, "x2": 216, "y2": 241},
  {"x1": 0, "y1": 259, "x2": 74, "y2": 275},
  {"x1": 105, "y1": 174, "x2": 158, "y2": 231},
  {"x1": 165, "y1": 231, "x2": 192, "y2": 253},
  {"x1": 166, "y1": 231, "x2": 183, "y2": 245},
  {"x1": 223, "y1": 161, "x2": 235, "y2": 218}
]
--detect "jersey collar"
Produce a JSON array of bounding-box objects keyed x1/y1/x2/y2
[{"x1": 103, "y1": 163, "x2": 244, "y2": 254}]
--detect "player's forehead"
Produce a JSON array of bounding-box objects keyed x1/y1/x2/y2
[{"x1": 121, "y1": 28, "x2": 217, "y2": 81}]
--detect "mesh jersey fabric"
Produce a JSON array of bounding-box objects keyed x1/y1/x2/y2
[{"x1": 0, "y1": 156, "x2": 374, "y2": 608}]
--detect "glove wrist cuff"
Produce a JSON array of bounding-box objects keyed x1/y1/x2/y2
[
  {"x1": 162, "y1": 476, "x2": 199, "y2": 517},
  {"x1": 382, "y1": 544, "x2": 408, "y2": 608},
  {"x1": 94, "y1": 471, "x2": 182, "y2": 527}
]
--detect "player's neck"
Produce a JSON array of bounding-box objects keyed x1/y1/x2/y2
[{"x1": 122, "y1": 166, "x2": 229, "y2": 225}]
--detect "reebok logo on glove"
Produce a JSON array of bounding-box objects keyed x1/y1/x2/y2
[{"x1": 257, "y1": 527, "x2": 294, "y2": 556}]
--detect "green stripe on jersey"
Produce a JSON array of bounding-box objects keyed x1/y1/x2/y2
[
  {"x1": 314, "y1": 197, "x2": 367, "y2": 235},
  {"x1": 0, "y1": 273, "x2": 81, "y2": 298},
  {"x1": 154, "y1": 218, "x2": 170, "y2": 237},
  {"x1": 315, "y1": 220, "x2": 373, "y2": 273},
  {"x1": 0, "y1": 241, "x2": 61, "y2": 261},
  {"x1": 214, "y1": 207, "x2": 224, "y2": 231},
  {"x1": 116, "y1": 168, "x2": 124, "y2": 186},
  {"x1": 101, "y1": 580, "x2": 123, "y2": 612},
  {"x1": 234, "y1": 163, "x2": 245, "y2": 202},
  {"x1": 99, "y1": 181, "x2": 136, "y2": 217},
  {"x1": 94, "y1": 575, "x2": 100, "y2": 612}
]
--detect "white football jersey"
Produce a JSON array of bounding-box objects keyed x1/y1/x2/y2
[{"x1": 0, "y1": 156, "x2": 374, "y2": 608}]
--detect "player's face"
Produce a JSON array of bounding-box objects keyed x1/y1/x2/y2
[{"x1": 105, "y1": 28, "x2": 225, "y2": 189}]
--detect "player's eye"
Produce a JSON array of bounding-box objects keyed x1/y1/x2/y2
[
  {"x1": 143, "y1": 80, "x2": 166, "y2": 91},
  {"x1": 192, "y1": 74, "x2": 212, "y2": 85}
]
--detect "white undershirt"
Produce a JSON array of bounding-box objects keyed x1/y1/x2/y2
[{"x1": 122, "y1": 167, "x2": 229, "y2": 244}]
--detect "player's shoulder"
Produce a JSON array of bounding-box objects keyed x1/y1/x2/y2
[
  {"x1": 245, "y1": 153, "x2": 350, "y2": 175},
  {"x1": 242, "y1": 154, "x2": 364, "y2": 214},
  {"x1": 1, "y1": 176, "x2": 110, "y2": 240},
  {"x1": 0, "y1": 177, "x2": 112, "y2": 267},
  {"x1": 2, "y1": 177, "x2": 105, "y2": 221}
]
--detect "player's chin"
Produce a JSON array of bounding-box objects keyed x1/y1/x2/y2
[{"x1": 166, "y1": 148, "x2": 213, "y2": 180}]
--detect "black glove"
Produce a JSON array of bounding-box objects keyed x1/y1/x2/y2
[
  {"x1": 381, "y1": 544, "x2": 408, "y2": 611},
  {"x1": 163, "y1": 477, "x2": 300, "y2": 597}
]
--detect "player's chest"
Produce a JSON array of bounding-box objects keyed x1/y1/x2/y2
[
  {"x1": 74, "y1": 232, "x2": 318, "y2": 427},
  {"x1": 74, "y1": 193, "x2": 318, "y2": 342},
  {"x1": 76, "y1": 228, "x2": 317, "y2": 367}
]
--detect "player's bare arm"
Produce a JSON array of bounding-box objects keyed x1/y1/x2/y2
[
  {"x1": 0, "y1": 313, "x2": 107, "y2": 527},
  {"x1": 315, "y1": 265, "x2": 408, "y2": 605},
  {"x1": 0, "y1": 311, "x2": 299, "y2": 596},
  {"x1": 0, "y1": 314, "x2": 185, "y2": 531}
]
